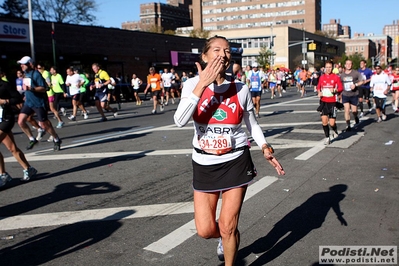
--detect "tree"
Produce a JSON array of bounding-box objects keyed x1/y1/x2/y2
[
  {"x1": 0, "y1": 0, "x2": 27, "y2": 17},
  {"x1": 32, "y1": 0, "x2": 96, "y2": 24},
  {"x1": 189, "y1": 28, "x2": 210, "y2": 39},
  {"x1": 255, "y1": 46, "x2": 274, "y2": 69},
  {"x1": 0, "y1": 0, "x2": 96, "y2": 23}
]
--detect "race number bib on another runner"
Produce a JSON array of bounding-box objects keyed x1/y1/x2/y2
[
  {"x1": 344, "y1": 82, "x2": 353, "y2": 91},
  {"x1": 322, "y1": 86, "x2": 334, "y2": 97},
  {"x1": 197, "y1": 133, "x2": 232, "y2": 155}
]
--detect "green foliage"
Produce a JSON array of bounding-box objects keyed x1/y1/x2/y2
[
  {"x1": 164, "y1": 29, "x2": 176, "y2": 35},
  {"x1": 189, "y1": 28, "x2": 210, "y2": 39},
  {"x1": 255, "y1": 46, "x2": 274, "y2": 69}
]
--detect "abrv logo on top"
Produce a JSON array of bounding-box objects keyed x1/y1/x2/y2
[{"x1": 0, "y1": 22, "x2": 29, "y2": 43}]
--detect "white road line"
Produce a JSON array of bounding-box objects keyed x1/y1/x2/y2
[
  {"x1": 0, "y1": 202, "x2": 194, "y2": 231},
  {"x1": 143, "y1": 176, "x2": 278, "y2": 254},
  {"x1": 0, "y1": 176, "x2": 277, "y2": 232},
  {"x1": 295, "y1": 139, "x2": 326, "y2": 160}
]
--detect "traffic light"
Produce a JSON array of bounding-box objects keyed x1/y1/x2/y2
[
  {"x1": 51, "y1": 29, "x2": 55, "y2": 39},
  {"x1": 308, "y1": 42, "x2": 316, "y2": 50}
]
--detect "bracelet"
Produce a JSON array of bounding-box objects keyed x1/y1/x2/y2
[{"x1": 262, "y1": 143, "x2": 274, "y2": 154}]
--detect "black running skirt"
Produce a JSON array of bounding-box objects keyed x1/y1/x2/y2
[{"x1": 192, "y1": 147, "x2": 257, "y2": 192}]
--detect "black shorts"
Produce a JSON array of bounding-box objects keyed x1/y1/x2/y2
[
  {"x1": 192, "y1": 147, "x2": 256, "y2": 192},
  {"x1": 54, "y1": 92, "x2": 64, "y2": 106},
  {"x1": 0, "y1": 115, "x2": 15, "y2": 133},
  {"x1": 251, "y1": 91, "x2": 262, "y2": 98},
  {"x1": 20, "y1": 105, "x2": 49, "y2": 122},
  {"x1": 342, "y1": 95, "x2": 359, "y2": 106},
  {"x1": 318, "y1": 102, "x2": 337, "y2": 118},
  {"x1": 164, "y1": 86, "x2": 171, "y2": 92},
  {"x1": 79, "y1": 92, "x2": 86, "y2": 102},
  {"x1": 358, "y1": 87, "x2": 370, "y2": 100},
  {"x1": 71, "y1": 93, "x2": 81, "y2": 101},
  {"x1": 373, "y1": 97, "x2": 386, "y2": 109},
  {"x1": 152, "y1": 90, "x2": 162, "y2": 98}
]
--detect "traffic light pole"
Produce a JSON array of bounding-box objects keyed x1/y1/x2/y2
[{"x1": 52, "y1": 23, "x2": 56, "y2": 66}]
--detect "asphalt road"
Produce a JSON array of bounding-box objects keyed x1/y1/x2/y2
[{"x1": 0, "y1": 87, "x2": 398, "y2": 266}]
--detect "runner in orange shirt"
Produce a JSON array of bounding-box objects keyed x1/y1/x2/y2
[{"x1": 144, "y1": 67, "x2": 164, "y2": 114}]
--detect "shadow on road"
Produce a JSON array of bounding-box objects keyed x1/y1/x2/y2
[
  {"x1": 236, "y1": 184, "x2": 348, "y2": 265},
  {"x1": 0, "y1": 210, "x2": 134, "y2": 265},
  {"x1": 0, "y1": 182, "x2": 120, "y2": 217}
]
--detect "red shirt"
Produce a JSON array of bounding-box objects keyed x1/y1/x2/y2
[
  {"x1": 390, "y1": 73, "x2": 399, "y2": 91},
  {"x1": 317, "y1": 73, "x2": 343, "y2": 103}
]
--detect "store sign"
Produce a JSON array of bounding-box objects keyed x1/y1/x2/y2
[
  {"x1": 0, "y1": 22, "x2": 29, "y2": 43},
  {"x1": 171, "y1": 51, "x2": 200, "y2": 67}
]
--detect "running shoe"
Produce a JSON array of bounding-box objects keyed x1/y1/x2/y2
[
  {"x1": 279, "y1": 93, "x2": 282, "y2": 97},
  {"x1": 68, "y1": 115, "x2": 76, "y2": 121},
  {"x1": 164, "y1": 101, "x2": 169, "y2": 106},
  {"x1": 36, "y1": 128, "x2": 46, "y2": 141},
  {"x1": 99, "y1": 117, "x2": 108, "y2": 122},
  {"x1": 359, "y1": 112, "x2": 364, "y2": 118},
  {"x1": 271, "y1": 96, "x2": 274, "y2": 99},
  {"x1": 354, "y1": 116, "x2": 359, "y2": 125},
  {"x1": 171, "y1": 98, "x2": 175, "y2": 104},
  {"x1": 83, "y1": 113, "x2": 89, "y2": 119},
  {"x1": 22, "y1": 167, "x2": 37, "y2": 181},
  {"x1": 160, "y1": 104, "x2": 165, "y2": 112},
  {"x1": 331, "y1": 131, "x2": 339, "y2": 140},
  {"x1": 256, "y1": 113, "x2": 260, "y2": 118},
  {"x1": 26, "y1": 139, "x2": 38, "y2": 150},
  {"x1": 392, "y1": 103, "x2": 396, "y2": 112},
  {"x1": 60, "y1": 107, "x2": 67, "y2": 116},
  {"x1": 344, "y1": 126, "x2": 352, "y2": 132},
  {"x1": 118, "y1": 103, "x2": 121, "y2": 110},
  {"x1": 53, "y1": 139, "x2": 62, "y2": 151},
  {"x1": 395, "y1": 109, "x2": 399, "y2": 113},
  {"x1": 377, "y1": 117, "x2": 382, "y2": 123},
  {"x1": 217, "y1": 238, "x2": 224, "y2": 261},
  {"x1": 47, "y1": 135, "x2": 54, "y2": 142},
  {"x1": 56, "y1": 121, "x2": 64, "y2": 128},
  {"x1": 0, "y1": 172, "x2": 12, "y2": 187},
  {"x1": 324, "y1": 137, "x2": 330, "y2": 145},
  {"x1": 382, "y1": 114, "x2": 387, "y2": 121},
  {"x1": 151, "y1": 110, "x2": 157, "y2": 114}
]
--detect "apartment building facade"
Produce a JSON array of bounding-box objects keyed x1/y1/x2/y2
[
  {"x1": 121, "y1": 1, "x2": 192, "y2": 32},
  {"x1": 191, "y1": 0, "x2": 321, "y2": 33},
  {"x1": 384, "y1": 20, "x2": 399, "y2": 61}
]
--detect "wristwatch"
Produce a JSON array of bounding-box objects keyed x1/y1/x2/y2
[{"x1": 262, "y1": 143, "x2": 274, "y2": 154}]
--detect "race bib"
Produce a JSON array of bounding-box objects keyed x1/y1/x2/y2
[
  {"x1": 374, "y1": 84, "x2": 384, "y2": 92},
  {"x1": 197, "y1": 134, "x2": 232, "y2": 155},
  {"x1": 151, "y1": 82, "x2": 157, "y2": 89},
  {"x1": 344, "y1": 82, "x2": 353, "y2": 91},
  {"x1": 299, "y1": 80, "x2": 304, "y2": 84},
  {"x1": 251, "y1": 81, "x2": 259, "y2": 87},
  {"x1": 322, "y1": 87, "x2": 334, "y2": 97}
]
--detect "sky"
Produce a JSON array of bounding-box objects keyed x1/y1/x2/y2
[{"x1": 96, "y1": 0, "x2": 398, "y2": 35}]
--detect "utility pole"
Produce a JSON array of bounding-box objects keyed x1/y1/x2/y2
[
  {"x1": 28, "y1": 0, "x2": 35, "y2": 61},
  {"x1": 301, "y1": 25, "x2": 307, "y2": 69}
]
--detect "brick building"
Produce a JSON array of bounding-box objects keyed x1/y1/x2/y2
[
  {"x1": 384, "y1": 20, "x2": 399, "y2": 61},
  {"x1": 121, "y1": 0, "x2": 192, "y2": 32}
]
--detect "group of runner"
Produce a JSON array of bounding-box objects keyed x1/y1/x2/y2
[{"x1": 316, "y1": 59, "x2": 398, "y2": 145}]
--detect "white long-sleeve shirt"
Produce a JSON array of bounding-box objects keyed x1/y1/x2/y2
[{"x1": 174, "y1": 76, "x2": 268, "y2": 165}]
